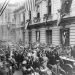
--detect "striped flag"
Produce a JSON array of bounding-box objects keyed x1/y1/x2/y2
[
  {"x1": 57, "y1": 0, "x2": 72, "y2": 26},
  {"x1": 57, "y1": 10, "x2": 62, "y2": 26},
  {"x1": 24, "y1": 0, "x2": 36, "y2": 30},
  {"x1": 25, "y1": 21, "x2": 29, "y2": 30},
  {"x1": 25, "y1": 0, "x2": 36, "y2": 11}
]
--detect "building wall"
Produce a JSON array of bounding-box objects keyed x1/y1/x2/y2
[
  {"x1": 14, "y1": 0, "x2": 75, "y2": 46},
  {"x1": 70, "y1": 0, "x2": 75, "y2": 16},
  {"x1": 0, "y1": 4, "x2": 17, "y2": 43},
  {"x1": 25, "y1": 11, "x2": 29, "y2": 21},
  {"x1": 32, "y1": 29, "x2": 36, "y2": 43},
  {"x1": 2, "y1": 25, "x2": 8, "y2": 40},
  {"x1": 70, "y1": 24, "x2": 75, "y2": 46},
  {"x1": 52, "y1": 26, "x2": 60, "y2": 45},
  {"x1": 25, "y1": 30, "x2": 29, "y2": 44},
  {"x1": 30, "y1": 26, "x2": 60, "y2": 46},
  {"x1": 40, "y1": 27, "x2": 46, "y2": 43},
  {"x1": 0, "y1": 26, "x2": 2, "y2": 40},
  {"x1": 40, "y1": 0, "x2": 48, "y2": 22},
  {"x1": 16, "y1": 30, "x2": 20, "y2": 43}
]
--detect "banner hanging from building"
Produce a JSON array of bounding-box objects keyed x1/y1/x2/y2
[
  {"x1": 25, "y1": 20, "x2": 29, "y2": 30},
  {"x1": 24, "y1": 0, "x2": 36, "y2": 30},
  {"x1": 25, "y1": 0, "x2": 36, "y2": 11},
  {"x1": 57, "y1": 0, "x2": 72, "y2": 26}
]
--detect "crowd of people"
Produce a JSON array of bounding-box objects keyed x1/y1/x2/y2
[{"x1": 0, "y1": 42, "x2": 75, "y2": 75}]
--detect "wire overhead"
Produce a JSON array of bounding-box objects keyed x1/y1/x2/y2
[{"x1": 0, "y1": 0, "x2": 10, "y2": 16}]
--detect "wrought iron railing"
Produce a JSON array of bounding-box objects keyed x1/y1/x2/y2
[
  {"x1": 33, "y1": 17, "x2": 40, "y2": 23},
  {"x1": 43, "y1": 14, "x2": 52, "y2": 21}
]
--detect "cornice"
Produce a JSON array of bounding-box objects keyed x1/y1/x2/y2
[{"x1": 28, "y1": 16, "x2": 75, "y2": 29}]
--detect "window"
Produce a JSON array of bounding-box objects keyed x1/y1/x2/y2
[
  {"x1": 37, "y1": 5, "x2": 40, "y2": 19},
  {"x1": 29, "y1": 11, "x2": 31, "y2": 20},
  {"x1": 37, "y1": 12, "x2": 40, "y2": 18},
  {"x1": 46, "y1": 30, "x2": 52, "y2": 45},
  {"x1": 60, "y1": 28, "x2": 69, "y2": 46},
  {"x1": 36, "y1": 31, "x2": 40, "y2": 42},
  {"x1": 48, "y1": 0, "x2": 51, "y2": 15}
]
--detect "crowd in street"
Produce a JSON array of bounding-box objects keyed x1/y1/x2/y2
[{"x1": 0, "y1": 42, "x2": 75, "y2": 75}]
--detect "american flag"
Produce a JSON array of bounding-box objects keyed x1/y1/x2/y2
[
  {"x1": 24, "y1": 0, "x2": 36, "y2": 11},
  {"x1": 24, "y1": 0, "x2": 36, "y2": 30}
]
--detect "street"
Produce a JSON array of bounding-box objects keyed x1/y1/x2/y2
[{"x1": 13, "y1": 70, "x2": 23, "y2": 75}]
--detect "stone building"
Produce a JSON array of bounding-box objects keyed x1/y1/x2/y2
[
  {"x1": 0, "y1": 3, "x2": 19, "y2": 43},
  {"x1": 14, "y1": 0, "x2": 75, "y2": 46},
  {"x1": 14, "y1": 4, "x2": 25, "y2": 44}
]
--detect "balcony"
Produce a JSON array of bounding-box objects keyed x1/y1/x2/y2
[
  {"x1": 48, "y1": 15, "x2": 52, "y2": 20},
  {"x1": 43, "y1": 14, "x2": 52, "y2": 21},
  {"x1": 33, "y1": 17, "x2": 40, "y2": 23},
  {"x1": 26, "y1": 19, "x2": 31, "y2": 24}
]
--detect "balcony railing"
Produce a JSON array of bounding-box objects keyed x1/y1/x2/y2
[
  {"x1": 43, "y1": 14, "x2": 52, "y2": 21},
  {"x1": 25, "y1": 14, "x2": 53, "y2": 25},
  {"x1": 26, "y1": 19, "x2": 32, "y2": 24},
  {"x1": 33, "y1": 17, "x2": 40, "y2": 23},
  {"x1": 43, "y1": 14, "x2": 48, "y2": 21}
]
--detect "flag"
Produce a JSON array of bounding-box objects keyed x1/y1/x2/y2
[
  {"x1": 25, "y1": 20, "x2": 29, "y2": 30},
  {"x1": 57, "y1": 10, "x2": 62, "y2": 26},
  {"x1": 61, "y1": 0, "x2": 72, "y2": 15},
  {"x1": 25, "y1": 0, "x2": 36, "y2": 11},
  {"x1": 57, "y1": 0, "x2": 72, "y2": 26},
  {"x1": 24, "y1": 0, "x2": 36, "y2": 30}
]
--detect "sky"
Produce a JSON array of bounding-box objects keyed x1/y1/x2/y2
[{"x1": 0, "y1": 0, "x2": 26, "y2": 4}]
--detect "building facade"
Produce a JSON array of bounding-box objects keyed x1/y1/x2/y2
[
  {"x1": 14, "y1": 0, "x2": 75, "y2": 46},
  {"x1": 0, "y1": 3, "x2": 19, "y2": 43},
  {"x1": 14, "y1": 4, "x2": 25, "y2": 45}
]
